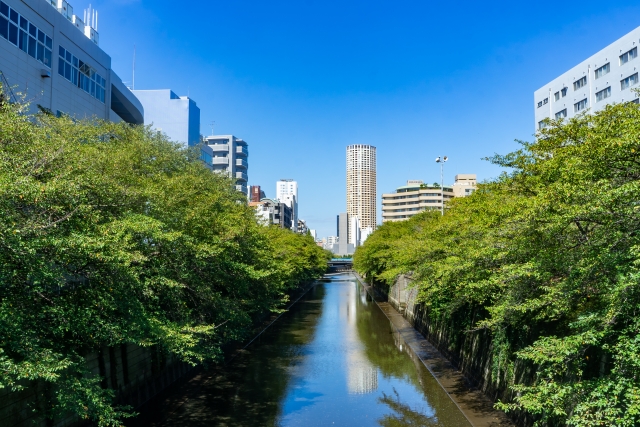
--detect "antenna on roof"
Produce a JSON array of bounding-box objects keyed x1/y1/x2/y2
[{"x1": 132, "y1": 44, "x2": 136, "y2": 90}]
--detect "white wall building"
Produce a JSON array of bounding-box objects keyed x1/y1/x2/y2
[
  {"x1": 0, "y1": 0, "x2": 142, "y2": 124},
  {"x1": 535, "y1": 26, "x2": 640, "y2": 130},
  {"x1": 132, "y1": 89, "x2": 200, "y2": 147},
  {"x1": 276, "y1": 179, "x2": 298, "y2": 230},
  {"x1": 346, "y1": 145, "x2": 376, "y2": 245},
  {"x1": 200, "y1": 135, "x2": 249, "y2": 195}
]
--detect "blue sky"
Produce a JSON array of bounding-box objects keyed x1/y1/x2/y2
[{"x1": 86, "y1": 0, "x2": 640, "y2": 238}]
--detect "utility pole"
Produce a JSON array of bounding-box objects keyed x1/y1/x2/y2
[{"x1": 435, "y1": 156, "x2": 448, "y2": 216}]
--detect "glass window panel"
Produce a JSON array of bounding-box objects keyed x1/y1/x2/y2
[
  {"x1": 28, "y1": 22, "x2": 35, "y2": 37},
  {"x1": 65, "y1": 50, "x2": 71, "y2": 62},
  {"x1": 59, "y1": 45, "x2": 65, "y2": 57},
  {"x1": 71, "y1": 66, "x2": 77, "y2": 85},
  {"x1": 64, "y1": 61, "x2": 71, "y2": 80},
  {"x1": 37, "y1": 29, "x2": 44, "y2": 43},
  {"x1": 0, "y1": 16, "x2": 7, "y2": 39},
  {"x1": 36, "y1": 42, "x2": 43, "y2": 61},
  {"x1": 43, "y1": 48, "x2": 51, "y2": 67},
  {"x1": 0, "y1": 2, "x2": 7, "y2": 18},
  {"x1": 8, "y1": 22, "x2": 17, "y2": 45},
  {"x1": 58, "y1": 57, "x2": 64, "y2": 76},
  {"x1": 90, "y1": 80, "x2": 95, "y2": 97},
  {"x1": 45, "y1": 35, "x2": 51, "y2": 49},
  {"x1": 19, "y1": 16, "x2": 27, "y2": 30},
  {"x1": 18, "y1": 28, "x2": 25, "y2": 51},
  {"x1": 27, "y1": 35, "x2": 35, "y2": 57},
  {"x1": 9, "y1": 9, "x2": 17, "y2": 24},
  {"x1": 72, "y1": 57, "x2": 78, "y2": 67}
]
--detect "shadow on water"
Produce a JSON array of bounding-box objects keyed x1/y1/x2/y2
[{"x1": 129, "y1": 275, "x2": 470, "y2": 427}]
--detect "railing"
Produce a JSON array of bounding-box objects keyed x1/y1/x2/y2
[
  {"x1": 236, "y1": 146, "x2": 249, "y2": 156},
  {"x1": 235, "y1": 172, "x2": 248, "y2": 182},
  {"x1": 212, "y1": 157, "x2": 229, "y2": 165},
  {"x1": 209, "y1": 144, "x2": 229, "y2": 152},
  {"x1": 235, "y1": 159, "x2": 248, "y2": 168}
]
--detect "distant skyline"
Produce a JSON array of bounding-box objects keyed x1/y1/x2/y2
[{"x1": 84, "y1": 0, "x2": 640, "y2": 237}]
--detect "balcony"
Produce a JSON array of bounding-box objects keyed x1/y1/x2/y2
[
  {"x1": 235, "y1": 184, "x2": 247, "y2": 194},
  {"x1": 212, "y1": 157, "x2": 229, "y2": 165},
  {"x1": 235, "y1": 172, "x2": 248, "y2": 182},
  {"x1": 236, "y1": 159, "x2": 248, "y2": 169},
  {"x1": 209, "y1": 144, "x2": 229, "y2": 152},
  {"x1": 236, "y1": 146, "x2": 249, "y2": 157}
]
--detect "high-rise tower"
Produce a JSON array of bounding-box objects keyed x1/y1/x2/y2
[{"x1": 346, "y1": 145, "x2": 376, "y2": 243}]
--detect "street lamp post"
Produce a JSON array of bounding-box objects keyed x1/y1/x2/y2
[{"x1": 435, "y1": 156, "x2": 448, "y2": 216}]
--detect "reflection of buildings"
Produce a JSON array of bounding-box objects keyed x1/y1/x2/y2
[{"x1": 341, "y1": 283, "x2": 378, "y2": 394}]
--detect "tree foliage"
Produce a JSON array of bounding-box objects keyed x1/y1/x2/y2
[
  {"x1": 354, "y1": 101, "x2": 640, "y2": 426},
  {"x1": 0, "y1": 99, "x2": 330, "y2": 425}
]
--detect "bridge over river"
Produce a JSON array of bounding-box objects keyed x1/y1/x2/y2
[{"x1": 129, "y1": 272, "x2": 511, "y2": 427}]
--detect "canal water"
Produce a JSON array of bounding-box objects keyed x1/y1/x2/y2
[{"x1": 132, "y1": 273, "x2": 471, "y2": 426}]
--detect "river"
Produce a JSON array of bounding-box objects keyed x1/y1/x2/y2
[{"x1": 131, "y1": 273, "x2": 471, "y2": 426}]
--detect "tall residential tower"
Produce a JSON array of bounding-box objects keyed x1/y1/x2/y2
[{"x1": 346, "y1": 145, "x2": 376, "y2": 244}]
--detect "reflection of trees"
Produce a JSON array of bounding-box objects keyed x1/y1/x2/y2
[
  {"x1": 354, "y1": 285, "x2": 421, "y2": 388},
  {"x1": 377, "y1": 389, "x2": 441, "y2": 427},
  {"x1": 135, "y1": 285, "x2": 327, "y2": 427}
]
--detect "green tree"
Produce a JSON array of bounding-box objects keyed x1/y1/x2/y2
[
  {"x1": 0, "y1": 97, "x2": 329, "y2": 426},
  {"x1": 355, "y1": 101, "x2": 640, "y2": 426}
]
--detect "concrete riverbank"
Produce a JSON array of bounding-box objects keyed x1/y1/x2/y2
[{"x1": 352, "y1": 272, "x2": 514, "y2": 427}]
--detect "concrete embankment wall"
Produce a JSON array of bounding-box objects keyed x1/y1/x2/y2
[
  {"x1": 0, "y1": 344, "x2": 195, "y2": 427},
  {"x1": 384, "y1": 274, "x2": 535, "y2": 427}
]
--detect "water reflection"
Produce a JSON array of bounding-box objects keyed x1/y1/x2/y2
[{"x1": 131, "y1": 275, "x2": 470, "y2": 427}]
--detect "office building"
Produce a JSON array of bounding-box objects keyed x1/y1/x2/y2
[
  {"x1": 535, "y1": 26, "x2": 640, "y2": 130},
  {"x1": 132, "y1": 89, "x2": 200, "y2": 147},
  {"x1": 381, "y1": 180, "x2": 455, "y2": 222},
  {"x1": 250, "y1": 185, "x2": 265, "y2": 202},
  {"x1": 276, "y1": 179, "x2": 298, "y2": 231},
  {"x1": 0, "y1": 0, "x2": 142, "y2": 124},
  {"x1": 200, "y1": 134, "x2": 249, "y2": 195},
  {"x1": 250, "y1": 198, "x2": 292, "y2": 229},
  {"x1": 335, "y1": 213, "x2": 355, "y2": 256},
  {"x1": 297, "y1": 219, "x2": 308, "y2": 235},
  {"x1": 346, "y1": 145, "x2": 376, "y2": 244}
]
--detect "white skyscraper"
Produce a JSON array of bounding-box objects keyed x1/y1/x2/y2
[
  {"x1": 346, "y1": 145, "x2": 376, "y2": 244},
  {"x1": 276, "y1": 179, "x2": 298, "y2": 230}
]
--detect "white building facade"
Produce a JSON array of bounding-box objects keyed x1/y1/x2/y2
[
  {"x1": 0, "y1": 0, "x2": 142, "y2": 124},
  {"x1": 346, "y1": 145, "x2": 376, "y2": 244},
  {"x1": 200, "y1": 134, "x2": 249, "y2": 195},
  {"x1": 276, "y1": 179, "x2": 298, "y2": 230},
  {"x1": 535, "y1": 26, "x2": 640, "y2": 130}
]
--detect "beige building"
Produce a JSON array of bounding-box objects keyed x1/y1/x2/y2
[
  {"x1": 452, "y1": 174, "x2": 477, "y2": 198},
  {"x1": 382, "y1": 174, "x2": 477, "y2": 222},
  {"x1": 346, "y1": 145, "x2": 376, "y2": 242}
]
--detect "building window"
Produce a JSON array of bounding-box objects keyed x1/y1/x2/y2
[
  {"x1": 595, "y1": 87, "x2": 611, "y2": 102},
  {"x1": 538, "y1": 120, "x2": 547, "y2": 130},
  {"x1": 561, "y1": 87, "x2": 568, "y2": 97},
  {"x1": 574, "y1": 98, "x2": 588, "y2": 112},
  {"x1": 0, "y1": 1, "x2": 52, "y2": 67},
  {"x1": 537, "y1": 101, "x2": 543, "y2": 108},
  {"x1": 573, "y1": 76, "x2": 587, "y2": 91},
  {"x1": 555, "y1": 109, "x2": 567, "y2": 119},
  {"x1": 621, "y1": 73, "x2": 638, "y2": 90},
  {"x1": 554, "y1": 91, "x2": 560, "y2": 101},
  {"x1": 543, "y1": 97, "x2": 548, "y2": 105},
  {"x1": 594, "y1": 63, "x2": 610, "y2": 79},
  {"x1": 58, "y1": 46, "x2": 106, "y2": 103},
  {"x1": 620, "y1": 47, "x2": 638, "y2": 65}
]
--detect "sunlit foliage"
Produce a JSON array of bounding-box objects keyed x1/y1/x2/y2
[
  {"x1": 354, "y1": 100, "x2": 640, "y2": 426},
  {"x1": 0, "y1": 98, "x2": 330, "y2": 426}
]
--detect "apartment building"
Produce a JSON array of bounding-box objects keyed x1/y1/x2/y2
[
  {"x1": 0, "y1": 0, "x2": 142, "y2": 124},
  {"x1": 199, "y1": 134, "x2": 249, "y2": 195},
  {"x1": 276, "y1": 179, "x2": 298, "y2": 230},
  {"x1": 250, "y1": 198, "x2": 292, "y2": 229},
  {"x1": 382, "y1": 181, "x2": 454, "y2": 222},
  {"x1": 346, "y1": 145, "x2": 376, "y2": 243},
  {"x1": 534, "y1": 26, "x2": 640, "y2": 130}
]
